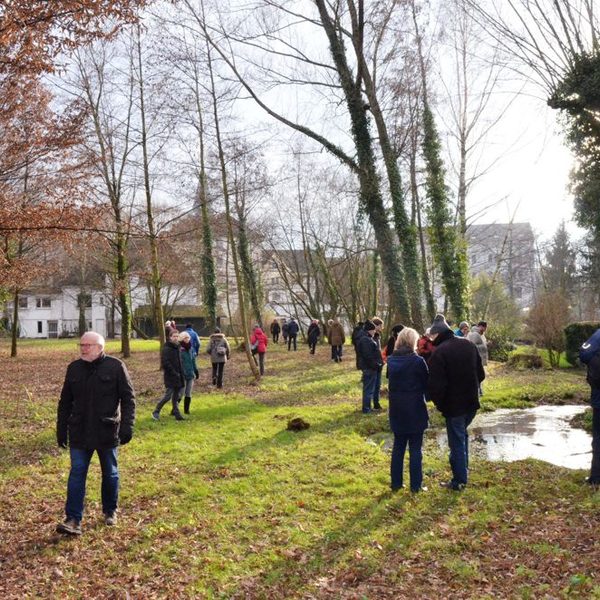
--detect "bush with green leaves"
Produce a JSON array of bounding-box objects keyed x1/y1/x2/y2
[
  {"x1": 486, "y1": 323, "x2": 518, "y2": 362},
  {"x1": 564, "y1": 321, "x2": 600, "y2": 365}
]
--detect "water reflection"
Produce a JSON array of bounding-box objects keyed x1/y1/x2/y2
[{"x1": 435, "y1": 405, "x2": 591, "y2": 470}]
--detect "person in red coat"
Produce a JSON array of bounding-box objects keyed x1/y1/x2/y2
[{"x1": 250, "y1": 325, "x2": 269, "y2": 375}]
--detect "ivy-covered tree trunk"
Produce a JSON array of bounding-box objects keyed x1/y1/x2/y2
[
  {"x1": 315, "y1": 0, "x2": 412, "y2": 325},
  {"x1": 346, "y1": 0, "x2": 423, "y2": 329},
  {"x1": 235, "y1": 191, "x2": 262, "y2": 327},
  {"x1": 194, "y1": 76, "x2": 218, "y2": 330},
  {"x1": 421, "y1": 102, "x2": 469, "y2": 321}
]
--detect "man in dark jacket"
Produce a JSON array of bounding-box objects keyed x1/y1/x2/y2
[
  {"x1": 153, "y1": 328, "x2": 186, "y2": 421},
  {"x1": 357, "y1": 320, "x2": 384, "y2": 413},
  {"x1": 270, "y1": 320, "x2": 281, "y2": 343},
  {"x1": 427, "y1": 314, "x2": 485, "y2": 490},
  {"x1": 56, "y1": 332, "x2": 135, "y2": 535},
  {"x1": 579, "y1": 328, "x2": 600, "y2": 486},
  {"x1": 351, "y1": 321, "x2": 365, "y2": 370},
  {"x1": 287, "y1": 318, "x2": 299, "y2": 351}
]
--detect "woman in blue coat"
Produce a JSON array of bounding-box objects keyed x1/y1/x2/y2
[{"x1": 386, "y1": 327, "x2": 429, "y2": 492}]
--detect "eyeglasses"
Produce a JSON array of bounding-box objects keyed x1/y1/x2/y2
[{"x1": 79, "y1": 343, "x2": 99, "y2": 348}]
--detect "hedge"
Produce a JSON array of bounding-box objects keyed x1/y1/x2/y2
[{"x1": 564, "y1": 321, "x2": 600, "y2": 365}]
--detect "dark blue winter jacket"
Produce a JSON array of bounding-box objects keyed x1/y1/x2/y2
[{"x1": 386, "y1": 348, "x2": 429, "y2": 434}]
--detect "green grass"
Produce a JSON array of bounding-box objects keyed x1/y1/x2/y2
[{"x1": 0, "y1": 340, "x2": 598, "y2": 598}]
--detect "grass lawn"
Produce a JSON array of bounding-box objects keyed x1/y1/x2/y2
[{"x1": 0, "y1": 339, "x2": 598, "y2": 599}]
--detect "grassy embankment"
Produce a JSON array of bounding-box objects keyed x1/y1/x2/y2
[{"x1": 0, "y1": 339, "x2": 598, "y2": 599}]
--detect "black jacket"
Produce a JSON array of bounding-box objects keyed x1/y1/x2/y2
[
  {"x1": 357, "y1": 333, "x2": 383, "y2": 371},
  {"x1": 162, "y1": 341, "x2": 185, "y2": 389},
  {"x1": 307, "y1": 323, "x2": 320, "y2": 344},
  {"x1": 426, "y1": 329, "x2": 485, "y2": 418},
  {"x1": 287, "y1": 320, "x2": 299, "y2": 336},
  {"x1": 57, "y1": 354, "x2": 135, "y2": 449}
]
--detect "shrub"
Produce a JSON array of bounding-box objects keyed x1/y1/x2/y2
[
  {"x1": 486, "y1": 324, "x2": 517, "y2": 362},
  {"x1": 564, "y1": 322, "x2": 600, "y2": 365},
  {"x1": 508, "y1": 349, "x2": 543, "y2": 369}
]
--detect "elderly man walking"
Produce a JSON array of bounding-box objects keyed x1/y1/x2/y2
[
  {"x1": 427, "y1": 314, "x2": 484, "y2": 490},
  {"x1": 56, "y1": 332, "x2": 135, "y2": 535}
]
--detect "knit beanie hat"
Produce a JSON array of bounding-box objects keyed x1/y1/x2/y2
[
  {"x1": 429, "y1": 314, "x2": 451, "y2": 335},
  {"x1": 364, "y1": 320, "x2": 376, "y2": 332}
]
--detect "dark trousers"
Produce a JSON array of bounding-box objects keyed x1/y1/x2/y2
[
  {"x1": 591, "y1": 407, "x2": 600, "y2": 482},
  {"x1": 391, "y1": 431, "x2": 424, "y2": 491},
  {"x1": 309, "y1": 340, "x2": 317, "y2": 354},
  {"x1": 361, "y1": 368, "x2": 382, "y2": 412},
  {"x1": 445, "y1": 410, "x2": 477, "y2": 488},
  {"x1": 288, "y1": 335, "x2": 297, "y2": 351},
  {"x1": 253, "y1": 351, "x2": 265, "y2": 375},
  {"x1": 212, "y1": 362, "x2": 225, "y2": 388},
  {"x1": 272, "y1": 332, "x2": 279, "y2": 343},
  {"x1": 155, "y1": 386, "x2": 184, "y2": 416},
  {"x1": 331, "y1": 345, "x2": 343, "y2": 362}
]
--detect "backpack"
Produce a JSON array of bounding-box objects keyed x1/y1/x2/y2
[{"x1": 579, "y1": 328, "x2": 600, "y2": 364}]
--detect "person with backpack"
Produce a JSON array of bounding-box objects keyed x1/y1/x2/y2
[
  {"x1": 250, "y1": 325, "x2": 269, "y2": 375},
  {"x1": 579, "y1": 328, "x2": 600, "y2": 486},
  {"x1": 207, "y1": 327, "x2": 231, "y2": 389}
]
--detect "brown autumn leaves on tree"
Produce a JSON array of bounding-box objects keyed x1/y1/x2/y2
[{"x1": 0, "y1": 1, "x2": 146, "y2": 352}]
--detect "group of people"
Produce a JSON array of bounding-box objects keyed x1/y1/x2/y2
[
  {"x1": 269, "y1": 318, "x2": 300, "y2": 351},
  {"x1": 152, "y1": 322, "x2": 231, "y2": 421},
  {"x1": 353, "y1": 315, "x2": 487, "y2": 492},
  {"x1": 54, "y1": 315, "x2": 600, "y2": 536},
  {"x1": 270, "y1": 316, "x2": 346, "y2": 361}
]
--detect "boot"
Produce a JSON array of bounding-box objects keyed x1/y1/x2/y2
[{"x1": 184, "y1": 396, "x2": 191, "y2": 414}]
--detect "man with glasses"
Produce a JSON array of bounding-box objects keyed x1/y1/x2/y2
[{"x1": 56, "y1": 331, "x2": 136, "y2": 535}]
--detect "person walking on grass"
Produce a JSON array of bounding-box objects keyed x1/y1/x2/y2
[
  {"x1": 178, "y1": 331, "x2": 198, "y2": 414},
  {"x1": 250, "y1": 324, "x2": 269, "y2": 376},
  {"x1": 153, "y1": 328, "x2": 185, "y2": 421},
  {"x1": 427, "y1": 314, "x2": 484, "y2": 491},
  {"x1": 56, "y1": 332, "x2": 135, "y2": 535},
  {"x1": 386, "y1": 327, "x2": 429, "y2": 493},
  {"x1": 281, "y1": 319, "x2": 289, "y2": 346},
  {"x1": 185, "y1": 322, "x2": 201, "y2": 357},
  {"x1": 207, "y1": 327, "x2": 231, "y2": 388},
  {"x1": 270, "y1": 320, "x2": 281, "y2": 344},
  {"x1": 307, "y1": 319, "x2": 320, "y2": 354},
  {"x1": 356, "y1": 320, "x2": 384, "y2": 413},
  {"x1": 287, "y1": 318, "x2": 299, "y2": 351},
  {"x1": 329, "y1": 317, "x2": 346, "y2": 362}
]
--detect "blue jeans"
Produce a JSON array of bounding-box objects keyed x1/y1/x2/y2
[
  {"x1": 66, "y1": 447, "x2": 119, "y2": 522},
  {"x1": 445, "y1": 410, "x2": 477, "y2": 488},
  {"x1": 362, "y1": 369, "x2": 382, "y2": 412},
  {"x1": 391, "y1": 431, "x2": 424, "y2": 491}
]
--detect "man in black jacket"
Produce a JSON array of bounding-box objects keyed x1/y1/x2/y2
[
  {"x1": 287, "y1": 318, "x2": 299, "y2": 351},
  {"x1": 427, "y1": 314, "x2": 485, "y2": 490},
  {"x1": 56, "y1": 332, "x2": 135, "y2": 535},
  {"x1": 357, "y1": 320, "x2": 384, "y2": 413}
]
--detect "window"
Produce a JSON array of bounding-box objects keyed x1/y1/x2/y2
[
  {"x1": 37, "y1": 321, "x2": 43, "y2": 334},
  {"x1": 36, "y1": 297, "x2": 51, "y2": 308},
  {"x1": 99, "y1": 296, "x2": 104, "y2": 306},
  {"x1": 18, "y1": 296, "x2": 28, "y2": 309}
]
